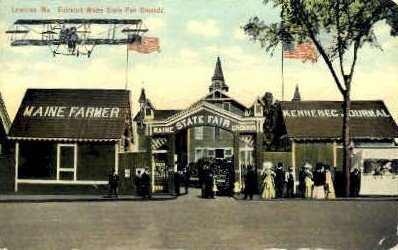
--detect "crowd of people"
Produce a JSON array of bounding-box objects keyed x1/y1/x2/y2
[
  {"x1": 259, "y1": 162, "x2": 295, "y2": 199},
  {"x1": 109, "y1": 161, "x2": 362, "y2": 199},
  {"x1": 242, "y1": 161, "x2": 362, "y2": 199}
]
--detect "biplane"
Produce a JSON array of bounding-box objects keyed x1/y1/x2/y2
[{"x1": 5, "y1": 19, "x2": 148, "y2": 57}]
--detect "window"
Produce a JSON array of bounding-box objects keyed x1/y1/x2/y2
[
  {"x1": 57, "y1": 144, "x2": 77, "y2": 181},
  {"x1": 145, "y1": 107, "x2": 152, "y2": 116},
  {"x1": 208, "y1": 149, "x2": 215, "y2": 157},
  {"x1": 214, "y1": 127, "x2": 221, "y2": 139},
  {"x1": 195, "y1": 126, "x2": 203, "y2": 140},
  {"x1": 225, "y1": 149, "x2": 232, "y2": 157},
  {"x1": 195, "y1": 149, "x2": 203, "y2": 162},
  {"x1": 215, "y1": 149, "x2": 224, "y2": 159},
  {"x1": 223, "y1": 102, "x2": 231, "y2": 111},
  {"x1": 254, "y1": 104, "x2": 262, "y2": 116}
]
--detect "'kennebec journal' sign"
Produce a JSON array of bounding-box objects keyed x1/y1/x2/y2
[{"x1": 283, "y1": 108, "x2": 390, "y2": 118}]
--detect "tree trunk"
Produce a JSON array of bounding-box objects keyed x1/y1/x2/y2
[{"x1": 342, "y1": 82, "x2": 351, "y2": 197}]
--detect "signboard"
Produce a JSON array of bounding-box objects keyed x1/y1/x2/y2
[
  {"x1": 22, "y1": 106, "x2": 121, "y2": 119},
  {"x1": 150, "y1": 110, "x2": 258, "y2": 134},
  {"x1": 283, "y1": 109, "x2": 390, "y2": 118},
  {"x1": 124, "y1": 169, "x2": 131, "y2": 178}
]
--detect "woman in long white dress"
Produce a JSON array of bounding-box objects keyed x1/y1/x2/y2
[
  {"x1": 302, "y1": 163, "x2": 314, "y2": 199},
  {"x1": 261, "y1": 162, "x2": 276, "y2": 199},
  {"x1": 325, "y1": 167, "x2": 335, "y2": 199}
]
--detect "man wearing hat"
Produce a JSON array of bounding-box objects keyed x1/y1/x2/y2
[{"x1": 285, "y1": 166, "x2": 294, "y2": 198}]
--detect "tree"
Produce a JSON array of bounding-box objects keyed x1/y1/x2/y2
[{"x1": 243, "y1": 0, "x2": 398, "y2": 197}]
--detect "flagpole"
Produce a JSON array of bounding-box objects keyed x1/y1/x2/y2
[
  {"x1": 281, "y1": 43, "x2": 284, "y2": 101},
  {"x1": 281, "y1": 3, "x2": 285, "y2": 101},
  {"x1": 125, "y1": 43, "x2": 130, "y2": 90}
]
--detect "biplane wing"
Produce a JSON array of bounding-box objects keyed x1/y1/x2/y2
[
  {"x1": 11, "y1": 38, "x2": 141, "y2": 46},
  {"x1": 13, "y1": 19, "x2": 143, "y2": 25},
  {"x1": 6, "y1": 18, "x2": 148, "y2": 57}
]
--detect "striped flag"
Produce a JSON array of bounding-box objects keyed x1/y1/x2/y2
[
  {"x1": 130, "y1": 36, "x2": 160, "y2": 53},
  {"x1": 283, "y1": 41, "x2": 318, "y2": 62}
]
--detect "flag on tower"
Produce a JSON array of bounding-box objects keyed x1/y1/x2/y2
[
  {"x1": 129, "y1": 36, "x2": 160, "y2": 53},
  {"x1": 283, "y1": 41, "x2": 318, "y2": 62}
]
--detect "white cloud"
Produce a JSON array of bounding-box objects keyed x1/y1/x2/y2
[
  {"x1": 186, "y1": 19, "x2": 220, "y2": 38},
  {"x1": 144, "y1": 17, "x2": 166, "y2": 33},
  {"x1": 234, "y1": 28, "x2": 246, "y2": 40},
  {"x1": 178, "y1": 49, "x2": 200, "y2": 65}
]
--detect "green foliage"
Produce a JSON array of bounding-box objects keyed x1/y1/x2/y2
[{"x1": 244, "y1": 0, "x2": 398, "y2": 60}]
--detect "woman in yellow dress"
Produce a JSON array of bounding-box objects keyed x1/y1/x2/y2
[{"x1": 261, "y1": 162, "x2": 276, "y2": 199}]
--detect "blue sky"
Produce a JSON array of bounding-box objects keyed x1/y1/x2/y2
[{"x1": 0, "y1": 0, "x2": 397, "y2": 121}]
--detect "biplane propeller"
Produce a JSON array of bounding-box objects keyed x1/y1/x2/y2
[{"x1": 5, "y1": 19, "x2": 149, "y2": 58}]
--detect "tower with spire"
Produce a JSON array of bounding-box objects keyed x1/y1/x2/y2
[
  {"x1": 292, "y1": 84, "x2": 301, "y2": 102},
  {"x1": 209, "y1": 57, "x2": 229, "y2": 92}
]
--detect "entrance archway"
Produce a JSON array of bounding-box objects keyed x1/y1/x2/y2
[{"x1": 144, "y1": 102, "x2": 264, "y2": 194}]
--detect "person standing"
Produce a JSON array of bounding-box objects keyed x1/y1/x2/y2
[
  {"x1": 302, "y1": 163, "x2": 314, "y2": 199},
  {"x1": 174, "y1": 170, "x2": 181, "y2": 196},
  {"x1": 243, "y1": 165, "x2": 256, "y2": 200},
  {"x1": 200, "y1": 165, "x2": 206, "y2": 198},
  {"x1": 134, "y1": 170, "x2": 142, "y2": 197},
  {"x1": 204, "y1": 166, "x2": 214, "y2": 199},
  {"x1": 350, "y1": 168, "x2": 361, "y2": 197},
  {"x1": 324, "y1": 165, "x2": 336, "y2": 199},
  {"x1": 285, "y1": 166, "x2": 294, "y2": 198},
  {"x1": 313, "y1": 163, "x2": 326, "y2": 199},
  {"x1": 108, "y1": 168, "x2": 119, "y2": 198},
  {"x1": 141, "y1": 168, "x2": 151, "y2": 199},
  {"x1": 274, "y1": 162, "x2": 284, "y2": 198},
  {"x1": 183, "y1": 167, "x2": 190, "y2": 195},
  {"x1": 261, "y1": 162, "x2": 276, "y2": 199}
]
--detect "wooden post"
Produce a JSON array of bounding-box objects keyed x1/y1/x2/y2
[
  {"x1": 14, "y1": 142, "x2": 19, "y2": 192},
  {"x1": 291, "y1": 140, "x2": 296, "y2": 193},
  {"x1": 146, "y1": 135, "x2": 153, "y2": 192},
  {"x1": 167, "y1": 134, "x2": 176, "y2": 194},
  {"x1": 233, "y1": 132, "x2": 240, "y2": 188},
  {"x1": 167, "y1": 134, "x2": 176, "y2": 170},
  {"x1": 114, "y1": 143, "x2": 119, "y2": 174},
  {"x1": 186, "y1": 129, "x2": 190, "y2": 164},
  {"x1": 255, "y1": 132, "x2": 263, "y2": 192},
  {"x1": 333, "y1": 141, "x2": 337, "y2": 168}
]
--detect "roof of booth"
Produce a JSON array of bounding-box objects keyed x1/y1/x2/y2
[
  {"x1": 9, "y1": 89, "x2": 131, "y2": 141},
  {"x1": 280, "y1": 100, "x2": 398, "y2": 140}
]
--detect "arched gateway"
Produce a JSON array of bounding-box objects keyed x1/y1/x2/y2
[{"x1": 133, "y1": 57, "x2": 264, "y2": 194}]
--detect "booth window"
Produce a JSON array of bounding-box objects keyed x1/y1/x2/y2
[
  {"x1": 195, "y1": 126, "x2": 203, "y2": 140},
  {"x1": 363, "y1": 159, "x2": 398, "y2": 175}
]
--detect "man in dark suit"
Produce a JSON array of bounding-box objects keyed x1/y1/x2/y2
[
  {"x1": 244, "y1": 165, "x2": 256, "y2": 200},
  {"x1": 141, "y1": 168, "x2": 151, "y2": 199}
]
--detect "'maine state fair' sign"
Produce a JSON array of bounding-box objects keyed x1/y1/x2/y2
[
  {"x1": 151, "y1": 113, "x2": 257, "y2": 134},
  {"x1": 22, "y1": 106, "x2": 120, "y2": 119}
]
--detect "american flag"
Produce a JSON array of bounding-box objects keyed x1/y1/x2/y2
[
  {"x1": 129, "y1": 36, "x2": 160, "y2": 53},
  {"x1": 283, "y1": 41, "x2": 318, "y2": 62}
]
